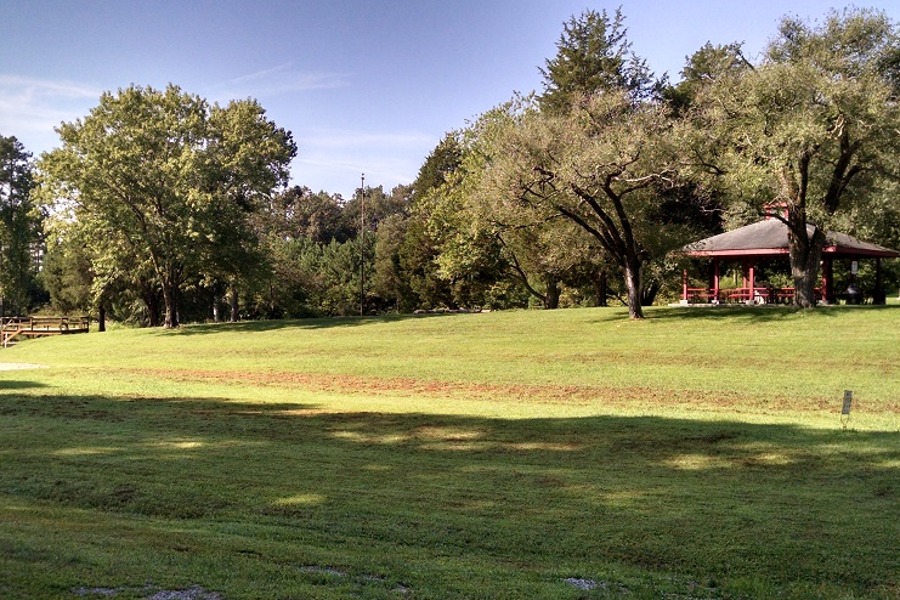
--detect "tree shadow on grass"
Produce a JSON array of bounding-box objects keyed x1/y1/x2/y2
[
  {"x1": 165, "y1": 312, "x2": 468, "y2": 336},
  {"x1": 648, "y1": 305, "x2": 826, "y2": 323},
  {"x1": 1, "y1": 392, "x2": 897, "y2": 597},
  {"x1": 628, "y1": 303, "x2": 899, "y2": 324},
  {"x1": 577, "y1": 305, "x2": 820, "y2": 325},
  {"x1": 0, "y1": 380, "x2": 48, "y2": 391}
]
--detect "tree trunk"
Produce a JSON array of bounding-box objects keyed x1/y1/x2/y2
[
  {"x1": 98, "y1": 304, "x2": 106, "y2": 332},
  {"x1": 641, "y1": 281, "x2": 660, "y2": 306},
  {"x1": 229, "y1": 287, "x2": 240, "y2": 322},
  {"x1": 143, "y1": 287, "x2": 161, "y2": 328},
  {"x1": 791, "y1": 240, "x2": 824, "y2": 308},
  {"x1": 544, "y1": 276, "x2": 560, "y2": 309},
  {"x1": 162, "y1": 282, "x2": 179, "y2": 328},
  {"x1": 624, "y1": 258, "x2": 644, "y2": 319},
  {"x1": 593, "y1": 270, "x2": 608, "y2": 307},
  {"x1": 788, "y1": 215, "x2": 825, "y2": 309}
]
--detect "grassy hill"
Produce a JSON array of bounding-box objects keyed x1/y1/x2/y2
[{"x1": 0, "y1": 305, "x2": 897, "y2": 599}]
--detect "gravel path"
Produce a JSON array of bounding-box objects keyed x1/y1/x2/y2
[{"x1": 0, "y1": 363, "x2": 44, "y2": 370}]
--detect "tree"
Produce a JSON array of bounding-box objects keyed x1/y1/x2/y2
[
  {"x1": 664, "y1": 42, "x2": 752, "y2": 113},
  {"x1": 539, "y1": 8, "x2": 658, "y2": 113},
  {"x1": 0, "y1": 135, "x2": 42, "y2": 316},
  {"x1": 699, "y1": 8, "x2": 900, "y2": 307},
  {"x1": 261, "y1": 186, "x2": 351, "y2": 245},
  {"x1": 376, "y1": 134, "x2": 467, "y2": 311},
  {"x1": 412, "y1": 135, "x2": 463, "y2": 201},
  {"x1": 421, "y1": 162, "x2": 513, "y2": 310},
  {"x1": 41, "y1": 229, "x2": 92, "y2": 316},
  {"x1": 314, "y1": 236, "x2": 374, "y2": 316},
  {"x1": 373, "y1": 213, "x2": 416, "y2": 312},
  {"x1": 39, "y1": 84, "x2": 296, "y2": 327},
  {"x1": 454, "y1": 122, "x2": 605, "y2": 310},
  {"x1": 472, "y1": 93, "x2": 689, "y2": 319},
  {"x1": 532, "y1": 8, "x2": 669, "y2": 310},
  {"x1": 342, "y1": 183, "x2": 410, "y2": 239}
]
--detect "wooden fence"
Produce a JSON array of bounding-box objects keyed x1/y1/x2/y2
[{"x1": 1, "y1": 316, "x2": 90, "y2": 348}]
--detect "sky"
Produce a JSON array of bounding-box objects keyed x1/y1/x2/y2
[{"x1": 3, "y1": 0, "x2": 900, "y2": 199}]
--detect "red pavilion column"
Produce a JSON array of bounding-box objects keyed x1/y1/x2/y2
[
  {"x1": 748, "y1": 263, "x2": 756, "y2": 303},
  {"x1": 713, "y1": 259, "x2": 720, "y2": 302}
]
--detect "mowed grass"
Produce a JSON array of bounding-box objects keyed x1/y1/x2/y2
[{"x1": 0, "y1": 305, "x2": 897, "y2": 599}]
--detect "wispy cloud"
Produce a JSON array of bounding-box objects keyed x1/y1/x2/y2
[
  {"x1": 0, "y1": 75, "x2": 102, "y2": 153},
  {"x1": 224, "y1": 63, "x2": 294, "y2": 86},
  {"x1": 302, "y1": 129, "x2": 434, "y2": 150},
  {"x1": 293, "y1": 154, "x2": 418, "y2": 197},
  {"x1": 210, "y1": 63, "x2": 350, "y2": 99},
  {"x1": 0, "y1": 75, "x2": 99, "y2": 101},
  {"x1": 291, "y1": 127, "x2": 436, "y2": 195}
]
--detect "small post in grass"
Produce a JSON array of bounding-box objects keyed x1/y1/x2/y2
[{"x1": 841, "y1": 390, "x2": 853, "y2": 430}]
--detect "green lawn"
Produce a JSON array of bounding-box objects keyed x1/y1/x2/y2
[{"x1": 0, "y1": 305, "x2": 897, "y2": 599}]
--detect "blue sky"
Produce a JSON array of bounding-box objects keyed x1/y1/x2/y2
[{"x1": 3, "y1": 0, "x2": 899, "y2": 199}]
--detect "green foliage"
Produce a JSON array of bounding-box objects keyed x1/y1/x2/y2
[
  {"x1": 318, "y1": 235, "x2": 374, "y2": 316},
  {"x1": 398, "y1": 212, "x2": 456, "y2": 310},
  {"x1": 664, "y1": 42, "x2": 751, "y2": 112},
  {"x1": 469, "y1": 92, "x2": 693, "y2": 318},
  {"x1": 39, "y1": 84, "x2": 296, "y2": 327},
  {"x1": 420, "y1": 167, "x2": 512, "y2": 309},
  {"x1": 259, "y1": 186, "x2": 352, "y2": 245},
  {"x1": 412, "y1": 134, "x2": 462, "y2": 202},
  {"x1": 695, "y1": 8, "x2": 900, "y2": 307},
  {"x1": 374, "y1": 136, "x2": 470, "y2": 311},
  {"x1": 250, "y1": 235, "x2": 366, "y2": 319},
  {"x1": 539, "y1": 8, "x2": 659, "y2": 112},
  {"x1": 372, "y1": 213, "x2": 416, "y2": 312},
  {"x1": 39, "y1": 224, "x2": 93, "y2": 315},
  {"x1": 0, "y1": 135, "x2": 43, "y2": 315}
]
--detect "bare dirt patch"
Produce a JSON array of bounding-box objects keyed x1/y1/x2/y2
[{"x1": 116, "y1": 367, "x2": 818, "y2": 413}]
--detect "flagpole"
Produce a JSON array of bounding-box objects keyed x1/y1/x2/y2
[{"x1": 360, "y1": 173, "x2": 365, "y2": 316}]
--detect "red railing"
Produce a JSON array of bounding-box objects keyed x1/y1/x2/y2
[{"x1": 683, "y1": 288, "x2": 823, "y2": 305}]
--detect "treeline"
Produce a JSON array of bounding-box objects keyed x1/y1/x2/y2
[{"x1": 2, "y1": 7, "x2": 899, "y2": 325}]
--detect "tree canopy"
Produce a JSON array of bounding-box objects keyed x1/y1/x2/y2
[
  {"x1": 0, "y1": 135, "x2": 42, "y2": 315},
  {"x1": 539, "y1": 8, "x2": 658, "y2": 112},
  {"x1": 695, "y1": 7, "x2": 900, "y2": 306},
  {"x1": 39, "y1": 85, "x2": 296, "y2": 327},
  {"x1": 468, "y1": 92, "x2": 690, "y2": 319}
]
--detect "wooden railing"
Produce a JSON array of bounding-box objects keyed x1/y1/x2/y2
[{"x1": 1, "y1": 316, "x2": 90, "y2": 347}]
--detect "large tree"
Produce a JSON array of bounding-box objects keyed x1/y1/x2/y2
[
  {"x1": 519, "y1": 8, "x2": 671, "y2": 311},
  {"x1": 0, "y1": 135, "x2": 42, "y2": 316},
  {"x1": 378, "y1": 134, "x2": 472, "y2": 311},
  {"x1": 539, "y1": 7, "x2": 658, "y2": 113},
  {"x1": 419, "y1": 165, "x2": 511, "y2": 310},
  {"x1": 455, "y1": 119, "x2": 608, "y2": 310},
  {"x1": 260, "y1": 186, "x2": 351, "y2": 245},
  {"x1": 39, "y1": 84, "x2": 296, "y2": 327},
  {"x1": 698, "y1": 8, "x2": 900, "y2": 307},
  {"x1": 472, "y1": 92, "x2": 688, "y2": 319},
  {"x1": 664, "y1": 42, "x2": 752, "y2": 113}
]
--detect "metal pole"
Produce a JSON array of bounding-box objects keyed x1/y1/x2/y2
[{"x1": 360, "y1": 173, "x2": 365, "y2": 316}]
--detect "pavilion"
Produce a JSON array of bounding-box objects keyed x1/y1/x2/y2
[{"x1": 677, "y1": 218, "x2": 899, "y2": 305}]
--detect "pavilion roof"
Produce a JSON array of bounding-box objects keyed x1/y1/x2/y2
[{"x1": 680, "y1": 218, "x2": 899, "y2": 259}]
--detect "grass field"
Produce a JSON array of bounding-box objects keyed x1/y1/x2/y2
[{"x1": 0, "y1": 305, "x2": 897, "y2": 599}]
